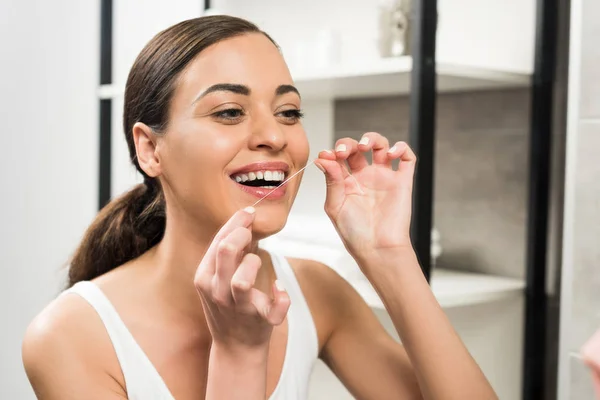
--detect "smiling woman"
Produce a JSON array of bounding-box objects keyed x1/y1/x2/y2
[{"x1": 21, "y1": 15, "x2": 497, "y2": 400}]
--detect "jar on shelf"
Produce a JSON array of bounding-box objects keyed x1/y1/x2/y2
[{"x1": 378, "y1": 0, "x2": 412, "y2": 58}]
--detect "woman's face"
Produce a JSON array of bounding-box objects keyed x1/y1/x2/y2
[{"x1": 155, "y1": 33, "x2": 309, "y2": 239}]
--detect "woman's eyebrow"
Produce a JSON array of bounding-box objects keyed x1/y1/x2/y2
[
  {"x1": 275, "y1": 84, "x2": 301, "y2": 99},
  {"x1": 192, "y1": 83, "x2": 250, "y2": 104}
]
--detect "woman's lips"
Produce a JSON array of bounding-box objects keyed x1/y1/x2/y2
[{"x1": 232, "y1": 180, "x2": 287, "y2": 200}]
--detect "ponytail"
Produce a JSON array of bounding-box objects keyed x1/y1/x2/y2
[{"x1": 67, "y1": 180, "x2": 165, "y2": 287}]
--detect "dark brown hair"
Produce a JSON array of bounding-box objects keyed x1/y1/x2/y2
[{"x1": 67, "y1": 16, "x2": 277, "y2": 287}]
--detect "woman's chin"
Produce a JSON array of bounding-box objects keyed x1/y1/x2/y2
[{"x1": 251, "y1": 210, "x2": 288, "y2": 240}]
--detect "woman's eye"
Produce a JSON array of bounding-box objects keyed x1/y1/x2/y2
[
  {"x1": 213, "y1": 108, "x2": 245, "y2": 120},
  {"x1": 278, "y1": 109, "x2": 305, "y2": 123}
]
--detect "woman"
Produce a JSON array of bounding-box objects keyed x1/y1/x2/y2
[{"x1": 22, "y1": 15, "x2": 496, "y2": 400}]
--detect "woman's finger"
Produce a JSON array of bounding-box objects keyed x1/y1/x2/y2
[
  {"x1": 343, "y1": 137, "x2": 370, "y2": 173},
  {"x1": 231, "y1": 253, "x2": 262, "y2": 305},
  {"x1": 266, "y1": 281, "x2": 291, "y2": 325},
  {"x1": 388, "y1": 141, "x2": 417, "y2": 176},
  {"x1": 359, "y1": 132, "x2": 390, "y2": 166},
  {"x1": 317, "y1": 149, "x2": 337, "y2": 160},
  {"x1": 213, "y1": 226, "x2": 253, "y2": 307},
  {"x1": 198, "y1": 207, "x2": 255, "y2": 278},
  {"x1": 333, "y1": 138, "x2": 365, "y2": 176},
  {"x1": 333, "y1": 138, "x2": 358, "y2": 161},
  {"x1": 250, "y1": 281, "x2": 290, "y2": 326}
]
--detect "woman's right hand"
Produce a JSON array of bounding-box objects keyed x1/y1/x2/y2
[{"x1": 194, "y1": 206, "x2": 290, "y2": 351}]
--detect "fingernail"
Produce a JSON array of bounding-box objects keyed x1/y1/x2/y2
[
  {"x1": 324, "y1": 149, "x2": 334, "y2": 154},
  {"x1": 275, "y1": 280, "x2": 285, "y2": 291},
  {"x1": 359, "y1": 137, "x2": 369, "y2": 146},
  {"x1": 335, "y1": 144, "x2": 347, "y2": 152},
  {"x1": 243, "y1": 206, "x2": 256, "y2": 215},
  {"x1": 388, "y1": 146, "x2": 397, "y2": 153},
  {"x1": 315, "y1": 163, "x2": 326, "y2": 173}
]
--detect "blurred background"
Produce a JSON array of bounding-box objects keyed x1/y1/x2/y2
[{"x1": 0, "y1": 0, "x2": 598, "y2": 399}]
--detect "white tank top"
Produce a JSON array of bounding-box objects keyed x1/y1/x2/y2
[{"x1": 62, "y1": 250, "x2": 319, "y2": 400}]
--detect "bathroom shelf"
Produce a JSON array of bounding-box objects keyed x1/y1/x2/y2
[
  {"x1": 97, "y1": 56, "x2": 530, "y2": 101},
  {"x1": 291, "y1": 56, "x2": 531, "y2": 99},
  {"x1": 260, "y1": 213, "x2": 526, "y2": 310},
  {"x1": 346, "y1": 267, "x2": 526, "y2": 310}
]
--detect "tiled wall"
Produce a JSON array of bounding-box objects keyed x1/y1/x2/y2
[
  {"x1": 334, "y1": 88, "x2": 530, "y2": 279},
  {"x1": 560, "y1": 0, "x2": 600, "y2": 398}
]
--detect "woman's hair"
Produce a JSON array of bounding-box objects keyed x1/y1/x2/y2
[{"x1": 67, "y1": 15, "x2": 277, "y2": 287}]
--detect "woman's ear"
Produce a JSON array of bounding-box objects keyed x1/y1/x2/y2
[{"x1": 133, "y1": 122, "x2": 161, "y2": 178}]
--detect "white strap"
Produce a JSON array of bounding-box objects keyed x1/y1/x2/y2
[
  {"x1": 64, "y1": 282, "x2": 174, "y2": 399},
  {"x1": 270, "y1": 252, "x2": 319, "y2": 360}
]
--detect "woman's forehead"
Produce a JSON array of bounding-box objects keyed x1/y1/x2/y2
[{"x1": 177, "y1": 33, "x2": 293, "y2": 99}]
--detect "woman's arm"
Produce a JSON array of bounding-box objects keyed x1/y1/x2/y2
[
  {"x1": 296, "y1": 258, "x2": 422, "y2": 400},
  {"x1": 205, "y1": 345, "x2": 269, "y2": 399},
  {"x1": 314, "y1": 132, "x2": 497, "y2": 400},
  {"x1": 357, "y1": 248, "x2": 497, "y2": 400},
  {"x1": 196, "y1": 207, "x2": 290, "y2": 400}
]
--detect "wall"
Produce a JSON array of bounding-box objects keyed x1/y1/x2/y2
[
  {"x1": 0, "y1": 0, "x2": 99, "y2": 398},
  {"x1": 111, "y1": 0, "x2": 202, "y2": 196},
  {"x1": 335, "y1": 89, "x2": 530, "y2": 279},
  {"x1": 558, "y1": 0, "x2": 600, "y2": 398},
  {"x1": 215, "y1": 0, "x2": 535, "y2": 74}
]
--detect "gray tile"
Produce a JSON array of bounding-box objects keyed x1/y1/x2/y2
[
  {"x1": 570, "y1": 122, "x2": 600, "y2": 349},
  {"x1": 570, "y1": 355, "x2": 596, "y2": 400},
  {"x1": 334, "y1": 90, "x2": 531, "y2": 279},
  {"x1": 437, "y1": 89, "x2": 530, "y2": 132},
  {"x1": 434, "y1": 199, "x2": 526, "y2": 278},
  {"x1": 334, "y1": 89, "x2": 530, "y2": 135},
  {"x1": 334, "y1": 96, "x2": 409, "y2": 134},
  {"x1": 434, "y1": 129, "x2": 529, "y2": 202},
  {"x1": 580, "y1": 0, "x2": 600, "y2": 118},
  {"x1": 431, "y1": 129, "x2": 528, "y2": 278}
]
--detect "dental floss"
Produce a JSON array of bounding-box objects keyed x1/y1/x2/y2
[
  {"x1": 252, "y1": 159, "x2": 316, "y2": 207},
  {"x1": 344, "y1": 164, "x2": 366, "y2": 195},
  {"x1": 251, "y1": 157, "x2": 365, "y2": 207}
]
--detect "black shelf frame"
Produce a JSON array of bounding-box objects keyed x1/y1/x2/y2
[
  {"x1": 409, "y1": 0, "x2": 437, "y2": 282},
  {"x1": 98, "y1": 1, "x2": 560, "y2": 398},
  {"x1": 406, "y1": 0, "x2": 559, "y2": 398},
  {"x1": 522, "y1": 0, "x2": 559, "y2": 398},
  {"x1": 99, "y1": 0, "x2": 112, "y2": 210}
]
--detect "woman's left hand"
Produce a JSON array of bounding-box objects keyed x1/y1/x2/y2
[{"x1": 314, "y1": 132, "x2": 416, "y2": 265}]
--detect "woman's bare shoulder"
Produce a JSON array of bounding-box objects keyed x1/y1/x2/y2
[
  {"x1": 22, "y1": 291, "x2": 126, "y2": 397},
  {"x1": 285, "y1": 257, "x2": 365, "y2": 342},
  {"x1": 286, "y1": 257, "x2": 348, "y2": 297}
]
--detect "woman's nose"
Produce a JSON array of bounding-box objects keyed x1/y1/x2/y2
[{"x1": 248, "y1": 111, "x2": 287, "y2": 152}]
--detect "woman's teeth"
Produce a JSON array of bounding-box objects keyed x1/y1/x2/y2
[{"x1": 232, "y1": 170, "x2": 286, "y2": 187}]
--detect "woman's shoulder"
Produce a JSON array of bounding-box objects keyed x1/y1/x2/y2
[
  {"x1": 286, "y1": 257, "x2": 347, "y2": 295},
  {"x1": 22, "y1": 288, "x2": 125, "y2": 394},
  {"x1": 285, "y1": 256, "x2": 366, "y2": 327}
]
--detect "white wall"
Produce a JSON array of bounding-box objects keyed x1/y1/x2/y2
[
  {"x1": 111, "y1": 0, "x2": 202, "y2": 196},
  {"x1": 558, "y1": 0, "x2": 600, "y2": 397},
  {"x1": 0, "y1": 1, "x2": 99, "y2": 398},
  {"x1": 214, "y1": 0, "x2": 535, "y2": 74}
]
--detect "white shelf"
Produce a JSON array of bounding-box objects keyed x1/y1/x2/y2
[
  {"x1": 98, "y1": 57, "x2": 530, "y2": 101},
  {"x1": 260, "y1": 213, "x2": 525, "y2": 310},
  {"x1": 292, "y1": 56, "x2": 531, "y2": 99},
  {"x1": 347, "y1": 267, "x2": 525, "y2": 310}
]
